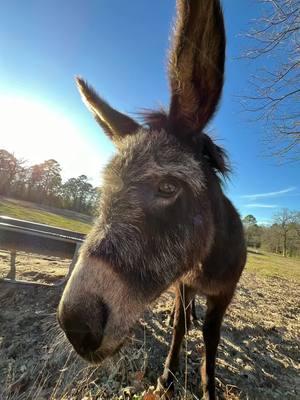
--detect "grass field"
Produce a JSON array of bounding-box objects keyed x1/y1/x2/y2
[
  {"x1": 246, "y1": 249, "x2": 300, "y2": 282},
  {"x1": 0, "y1": 197, "x2": 92, "y2": 233}
]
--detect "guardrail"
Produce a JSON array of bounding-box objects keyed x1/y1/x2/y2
[{"x1": 0, "y1": 215, "x2": 86, "y2": 287}]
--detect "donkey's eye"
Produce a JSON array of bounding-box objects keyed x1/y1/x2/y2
[{"x1": 158, "y1": 181, "x2": 178, "y2": 197}]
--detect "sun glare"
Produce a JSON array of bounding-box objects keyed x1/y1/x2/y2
[{"x1": 0, "y1": 95, "x2": 111, "y2": 185}]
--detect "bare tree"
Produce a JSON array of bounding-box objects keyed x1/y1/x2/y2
[
  {"x1": 261, "y1": 223, "x2": 282, "y2": 253},
  {"x1": 0, "y1": 149, "x2": 19, "y2": 194},
  {"x1": 241, "y1": 0, "x2": 300, "y2": 161},
  {"x1": 274, "y1": 208, "x2": 298, "y2": 256}
]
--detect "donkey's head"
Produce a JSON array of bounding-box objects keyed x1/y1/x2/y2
[{"x1": 58, "y1": 0, "x2": 228, "y2": 363}]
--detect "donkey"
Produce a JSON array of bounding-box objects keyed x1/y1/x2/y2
[{"x1": 58, "y1": 0, "x2": 246, "y2": 398}]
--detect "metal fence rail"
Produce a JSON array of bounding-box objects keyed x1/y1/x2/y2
[{"x1": 0, "y1": 215, "x2": 85, "y2": 287}]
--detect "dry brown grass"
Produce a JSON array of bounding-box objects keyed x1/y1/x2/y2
[{"x1": 0, "y1": 249, "x2": 299, "y2": 399}]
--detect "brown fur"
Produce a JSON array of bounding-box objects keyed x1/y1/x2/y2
[{"x1": 58, "y1": 1, "x2": 247, "y2": 399}]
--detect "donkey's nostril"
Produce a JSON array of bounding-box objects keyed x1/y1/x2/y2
[
  {"x1": 64, "y1": 320, "x2": 103, "y2": 355},
  {"x1": 59, "y1": 300, "x2": 109, "y2": 356},
  {"x1": 78, "y1": 329, "x2": 101, "y2": 354}
]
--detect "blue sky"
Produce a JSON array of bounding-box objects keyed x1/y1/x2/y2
[{"x1": 0, "y1": 0, "x2": 299, "y2": 224}]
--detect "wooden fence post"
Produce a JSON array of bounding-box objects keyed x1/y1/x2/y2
[{"x1": 6, "y1": 250, "x2": 16, "y2": 280}]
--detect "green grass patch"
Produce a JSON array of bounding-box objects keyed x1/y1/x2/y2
[
  {"x1": 0, "y1": 199, "x2": 92, "y2": 234},
  {"x1": 246, "y1": 249, "x2": 300, "y2": 282}
]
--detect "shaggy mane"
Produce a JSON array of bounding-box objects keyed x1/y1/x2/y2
[{"x1": 138, "y1": 108, "x2": 169, "y2": 131}]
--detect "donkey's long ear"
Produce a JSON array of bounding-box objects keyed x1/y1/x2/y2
[
  {"x1": 168, "y1": 0, "x2": 225, "y2": 136},
  {"x1": 76, "y1": 77, "x2": 140, "y2": 142}
]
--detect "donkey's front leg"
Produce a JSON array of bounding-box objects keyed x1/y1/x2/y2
[
  {"x1": 191, "y1": 298, "x2": 199, "y2": 323},
  {"x1": 168, "y1": 297, "x2": 197, "y2": 327},
  {"x1": 156, "y1": 284, "x2": 194, "y2": 399},
  {"x1": 167, "y1": 301, "x2": 176, "y2": 327},
  {"x1": 201, "y1": 294, "x2": 232, "y2": 400}
]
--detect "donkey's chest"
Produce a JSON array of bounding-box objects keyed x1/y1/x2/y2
[{"x1": 180, "y1": 263, "x2": 230, "y2": 297}]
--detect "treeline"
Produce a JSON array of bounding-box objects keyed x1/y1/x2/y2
[
  {"x1": 243, "y1": 210, "x2": 300, "y2": 258},
  {"x1": 0, "y1": 149, "x2": 100, "y2": 215}
]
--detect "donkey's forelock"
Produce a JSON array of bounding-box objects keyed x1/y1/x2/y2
[
  {"x1": 138, "y1": 109, "x2": 231, "y2": 178},
  {"x1": 106, "y1": 129, "x2": 207, "y2": 195}
]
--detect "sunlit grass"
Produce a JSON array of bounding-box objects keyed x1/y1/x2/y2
[
  {"x1": 0, "y1": 198, "x2": 92, "y2": 234},
  {"x1": 246, "y1": 249, "x2": 300, "y2": 282}
]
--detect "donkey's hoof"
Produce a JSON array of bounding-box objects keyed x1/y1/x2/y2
[{"x1": 155, "y1": 376, "x2": 174, "y2": 399}]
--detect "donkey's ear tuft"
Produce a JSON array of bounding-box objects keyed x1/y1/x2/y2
[
  {"x1": 75, "y1": 76, "x2": 141, "y2": 142},
  {"x1": 168, "y1": 0, "x2": 226, "y2": 137},
  {"x1": 202, "y1": 134, "x2": 230, "y2": 176}
]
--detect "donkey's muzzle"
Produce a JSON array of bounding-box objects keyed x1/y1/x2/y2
[{"x1": 58, "y1": 298, "x2": 109, "y2": 357}]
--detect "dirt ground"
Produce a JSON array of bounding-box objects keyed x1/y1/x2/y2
[{"x1": 0, "y1": 250, "x2": 299, "y2": 399}]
